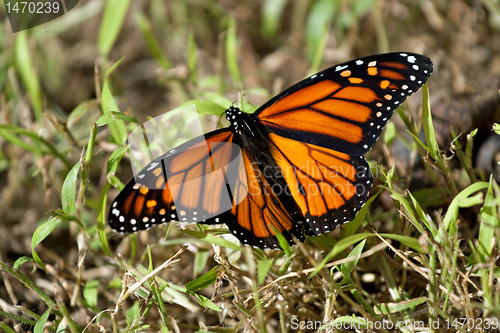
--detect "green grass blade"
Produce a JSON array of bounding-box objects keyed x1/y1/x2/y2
[
  {"x1": 193, "y1": 249, "x2": 209, "y2": 277},
  {"x1": 98, "y1": 0, "x2": 132, "y2": 57},
  {"x1": 441, "y1": 182, "x2": 489, "y2": 234},
  {"x1": 388, "y1": 189, "x2": 425, "y2": 235},
  {"x1": 0, "y1": 124, "x2": 70, "y2": 167},
  {"x1": 97, "y1": 181, "x2": 112, "y2": 256},
  {"x1": 379, "y1": 233, "x2": 424, "y2": 253},
  {"x1": 15, "y1": 31, "x2": 42, "y2": 120},
  {"x1": 13, "y1": 256, "x2": 33, "y2": 269},
  {"x1": 474, "y1": 177, "x2": 500, "y2": 262},
  {"x1": 106, "y1": 144, "x2": 128, "y2": 178},
  {"x1": 421, "y1": 83, "x2": 438, "y2": 160},
  {"x1": 309, "y1": 26, "x2": 327, "y2": 74},
  {"x1": 182, "y1": 229, "x2": 241, "y2": 251},
  {"x1": 408, "y1": 191, "x2": 437, "y2": 236},
  {"x1": 339, "y1": 239, "x2": 366, "y2": 284},
  {"x1": 0, "y1": 262, "x2": 57, "y2": 309},
  {"x1": 188, "y1": 32, "x2": 197, "y2": 84},
  {"x1": 374, "y1": 297, "x2": 428, "y2": 314},
  {"x1": 62, "y1": 161, "x2": 80, "y2": 216},
  {"x1": 493, "y1": 122, "x2": 500, "y2": 135},
  {"x1": 225, "y1": 16, "x2": 242, "y2": 89},
  {"x1": 0, "y1": 312, "x2": 35, "y2": 331},
  {"x1": 101, "y1": 59, "x2": 128, "y2": 144},
  {"x1": 185, "y1": 266, "x2": 219, "y2": 292},
  {"x1": 257, "y1": 255, "x2": 275, "y2": 285},
  {"x1": 309, "y1": 233, "x2": 373, "y2": 278},
  {"x1": 261, "y1": 0, "x2": 288, "y2": 37},
  {"x1": 306, "y1": 0, "x2": 336, "y2": 62},
  {"x1": 96, "y1": 111, "x2": 139, "y2": 126},
  {"x1": 83, "y1": 280, "x2": 99, "y2": 308},
  {"x1": 135, "y1": 12, "x2": 171, "y2": 69},
  {"x1": 31, "y1": 218, "x2": 61, "y2": 268}
]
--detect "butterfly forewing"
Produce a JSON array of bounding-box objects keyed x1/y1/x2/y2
[
  {"x1": 109, "y1": 130, "x2": 247, "y2": 232},
  {"x1": 256, "y1": 53, "x2": 433, "y2": 155}
]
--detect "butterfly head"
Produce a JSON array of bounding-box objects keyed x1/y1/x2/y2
[
  {"x1": 225, "y1": 106, "x2": 241, "y2": 123},
  {"x1": 225, "y1": 106, "x2": 253, "y2": 136}
]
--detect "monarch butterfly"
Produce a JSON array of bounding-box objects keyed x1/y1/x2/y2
[{"x1": 108, "y1": 52, "x2": 433, "y2": 249}]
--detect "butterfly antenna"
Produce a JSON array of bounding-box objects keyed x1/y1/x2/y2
[{"x1": 217, "y1": 110, "x2": 226, "y2": 129}]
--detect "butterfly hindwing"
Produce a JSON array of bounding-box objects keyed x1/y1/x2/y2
[
  {"x1": 203, "y1": 149, "x2": 305, "y2": 249},
  {"x1": 269, "y1": 133, "x2": 372, "y2": 235}
]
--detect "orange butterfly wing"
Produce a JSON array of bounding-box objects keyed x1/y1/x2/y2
[
  {"x1": 109, "y1": 130, "x2": 303, "y2": 248},
  {"x1": 256, "y1": 53, "x2": 433, "y2": 155},
  {"x1": 205, "y1": 149, "x2": 304, "y2": 249},
  {"x1": 268, "y1": 133, "x2": 371, "y2": 235},
  {"x1": 109, "y1": 130, "x2": 242, "y2": 232},
  {"x1": 247, "y1": 52, "x2": 432, "y2": 237}
]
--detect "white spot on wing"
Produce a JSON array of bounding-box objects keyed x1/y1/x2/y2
[
  {"x1": 147, "y1": 162, "x2": 159, "y2": 171},
  {"x1": 335, "y1": 64, "x2": 348, "y2": 71}
]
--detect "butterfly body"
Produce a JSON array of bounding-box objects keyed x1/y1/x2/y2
[{"x1": 109, "y1": 52, "x2": 433, "y2": 249}]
